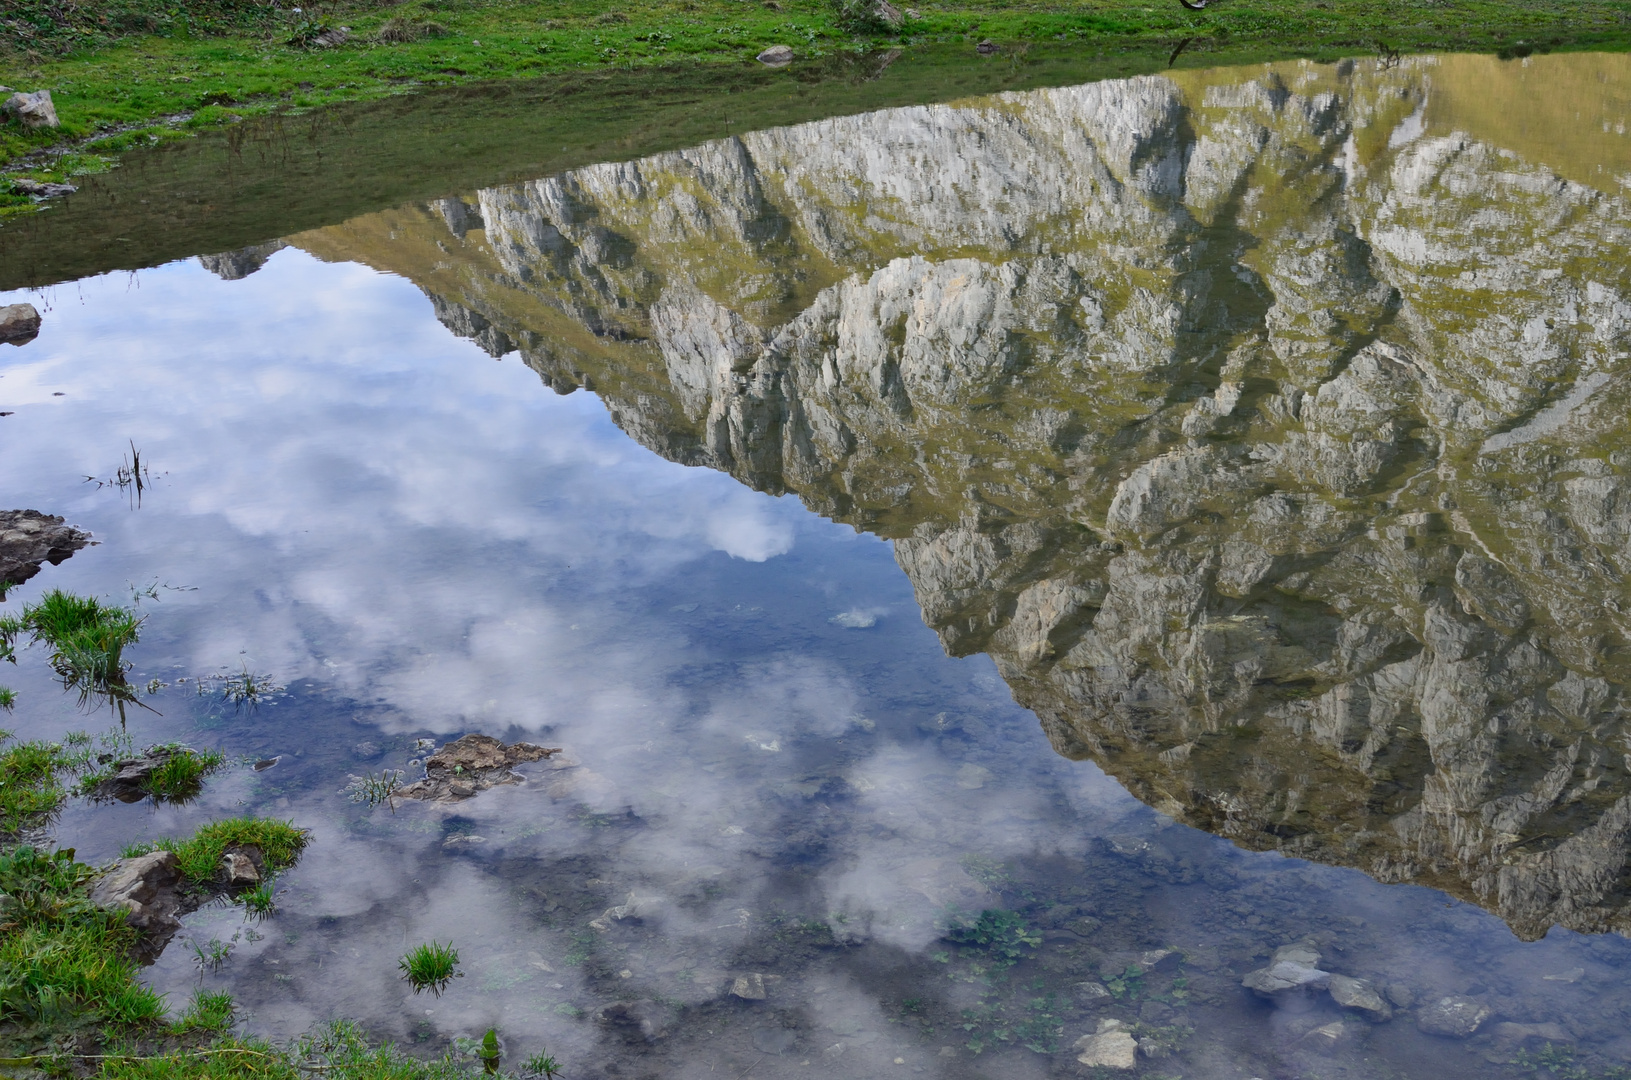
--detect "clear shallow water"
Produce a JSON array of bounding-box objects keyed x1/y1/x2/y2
[{"x1": 5, "y1": 50, "x2": 1631, "y2": 1080}]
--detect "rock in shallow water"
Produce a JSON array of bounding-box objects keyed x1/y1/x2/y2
[
  {"x1": 396, "y1": 733, "x2": 560, "y2": 802},
  {"x1": 88, "y1": 850, "x2": 185, "y2": 959},
  {"x1": 1328, "y1": 973, "x2": 1393, "y2": 1021},
  {"x1": 0, "y1": 510, "x2": 91, "y2": 594},
  {"x1": 1242, "y1": 943, "x2": 1331, "y2": 996},
  {"x1": 1075, "y1": 1019, "x2": 1138, "y2": 1069},
  {"x1": 1416, "y1": 995, "x2": 1492, "y2": 1038},
  {"x1": 0, "y1": 304, "x2": 41, "y2": 344},
  {"x1": 756, "y1": 44, "x2": 793, "y2": 65}
]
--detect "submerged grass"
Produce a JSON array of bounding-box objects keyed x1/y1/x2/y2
[
  {"x1": 123, "y1": 817, "x2": 309, "y2": 885},
  {"x1": 1, "y1": 0, "x2": 1628, "y2": 189}
]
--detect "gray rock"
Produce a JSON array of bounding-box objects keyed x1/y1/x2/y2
[
  {"x1": 8, "y1": 179, "x2": 75, "y2": 198},
  {"x1": 1416, "y1": 996, "x2": 1492, "y2": 1038},
  {"x1": 312, "y1": 26, "x2": 349, "y2": 46},
  {"x1": 88, "y1": 850, "x2": 185, "y2": 958},
  {"x1": 756, "y1": 44, "x2": 794, "y2": 65},
  {"x1": 1075, "y1": 1019, "x2": 1138, "y2": 1069},
  {"x1": 730, "y1": 972, "x2": 768, "y2": 1000},
  {"x1": 2, "y1": 90, "x2": 58, "y2": 129},
  {"x1": 0, "y1": 510, "x2": 91, "y2": 595},
  {"x1": 0, "y1": 303, "x2": 40, "y2": 343},
  {"x1": 1242, "y1": 944, "x2": 1330, "y2": 996},
  {"x1": 396, "y1": 733, "x2": 560, "y2": 803},
  {"x1": 222, "y1": 851, "x2": 260, "y2": 886},
  {"x1": 1328, "y1": 974, "x2": 1393, "y2": 1021},
  {"x1": 1384, "y1": 983, "x2": 1416, "y2": 1009},
  {"x1": 1301, "y1": 1019, "x2": 1362, "y2": 1053},
  {"x1": 872, "y1": 0, "x2": 904, "y2": 26}
]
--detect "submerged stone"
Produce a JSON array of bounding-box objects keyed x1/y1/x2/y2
[
  {"x1": 1416, "y1": 996, "x2": 1492, "y2": 1038},
  {"x1": 1328, "y1": 974, "x2": 1393, "y2": 1021},
  {"x1": 1075, "y1": 1019, "x2": 1138, "y2": 1069}
]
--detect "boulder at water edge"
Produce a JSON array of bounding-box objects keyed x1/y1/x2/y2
[{"x1": 0, "y1": 303, "x2": 40, "y2": 344}]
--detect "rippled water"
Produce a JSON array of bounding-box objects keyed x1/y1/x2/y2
[{"x1": 6, "y1": 49, "x2": 1631, "y2": 1080}]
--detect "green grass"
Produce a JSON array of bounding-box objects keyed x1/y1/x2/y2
[
  {"x1": 122, "y1": 817, "x2": 308, "y2": 886},
  {"x1": 0, "y1": 732, "x2": 66, "y2": 836},
  {"x1": 0, "y1": 846, "x2": 167, "y2": 1027},
  {"x1": 1, "y1": 0, "x2": 1628, "y2": 189},
  {"x1": 399, "y1": 941, "x2": 461, "y2": 996},
  {"x1": 6, "y1": 590, "x2": 144, "y2": 711},
  {"x1": 143, "y1": 746, "x2": 227, "y2": 801}
]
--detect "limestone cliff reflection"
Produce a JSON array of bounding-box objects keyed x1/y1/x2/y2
[{"x1": 284, "y1": 52, "x2": 1631, "y2": 941}]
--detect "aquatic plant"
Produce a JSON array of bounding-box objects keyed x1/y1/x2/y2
[
  {"x1": 198, "y1": 666, "x2": 283, "y2": 712},
  {"x1": 0, "y1": 687, "x2": 14, "y2": 710},
  {"x1": 240, "y1": 883, "x2": 276, "y2": 917},
  {"x1": 123, "y1": 817, "x2": 309, "y2": 886},
  {"x1": 942, "y1": 909, "x2": 1042, "y2": 969},
  {"x1": 345, "y1": 768, "x2": 405, "y2": 813},
  {"x1": 523, "y1": 1050, "x2": 564, "y2": 1079},
  {"x1": 87, "y1": 745, "x2": 229, "y2": 803},
  {"x1": 15, "y1": 589, "x2": 145, "y2": 716},
  {"x1": 172, "y1": 988, "x2": 237, "y2": 1033},
  {"x1": 399, "y1": 941, "x2": 462, "y2": 996},
  {"x1": 190, "y1": 935, "x2": 236, "y2": 974}
]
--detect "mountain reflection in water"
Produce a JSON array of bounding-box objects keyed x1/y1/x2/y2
[{"x1": 286, "y1": 51, "x2": 1631, "y2": 944}]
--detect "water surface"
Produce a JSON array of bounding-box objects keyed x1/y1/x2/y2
[{"x1": 6, "y1": 48, "x2": 1631, "y2": 1080}]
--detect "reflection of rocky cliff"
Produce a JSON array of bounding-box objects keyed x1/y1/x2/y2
[{"x1": 293, "y1": 53, "x2": 1631, "y2": 941}]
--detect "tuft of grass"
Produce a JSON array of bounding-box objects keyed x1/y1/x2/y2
[
  {"x1": 143, "y1": 746, "x2": 228, "y2": 802},
  {"x1": 0, "y1": 687, "x2": 15, "y2": 710},
  {"x1": 399, "y1": 941, "x2": 461, "y2": 997},
  {"x1": 0, "y1": 733, "x2": 66, "y2": 836},
  {"x1": 171, "y1": 988, "x2": 236, "y2": 1033},
  {"x1": 377, "y1": 15, "x2": 449, "y2": 43},
  {"x1": 123, "y1": 817, "x2": 308, "y2": 886},
  {"x1": 16, "y1": 590, "x2": 144, "y2": 713},
  {"x1": 523, "y1": 1051, "x2": 565, "y2": 1079},
  {"x1": 240, "y1": 883, "x2": 276, "y2": 917},
  {"x1": 0, "y1": 846, "x2": 167, "y2": 1027},
  {"x1": 345, "y1": 768, "x2": 405, "y2": 813}
]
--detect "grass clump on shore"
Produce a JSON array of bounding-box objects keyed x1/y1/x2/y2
[
  {"x1": 400, "y1": 941, "x2": 461, "y2": 996},
  {"x1": 123, "y1": 816, "x2": 308, "y2": 884},
  {"x1": 0, "y1": 845, "x2": 168, "y2": 1027},
  {"x1": 0, "y1": 732, "x2": 66, "y2": 836}
]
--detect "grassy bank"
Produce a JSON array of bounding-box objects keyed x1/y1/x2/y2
[{"x1": 1, "y1": 0, "x2": 1629, "y2": 198}]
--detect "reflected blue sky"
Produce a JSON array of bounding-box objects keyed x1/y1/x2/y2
[{"x1": 2, "y1": 244, "x2": 1626, "y2": 1079}]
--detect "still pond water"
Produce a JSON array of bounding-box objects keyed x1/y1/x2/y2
[{"x1": 5, "y1": 48, "x2": 1631, "y2": 1080}]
